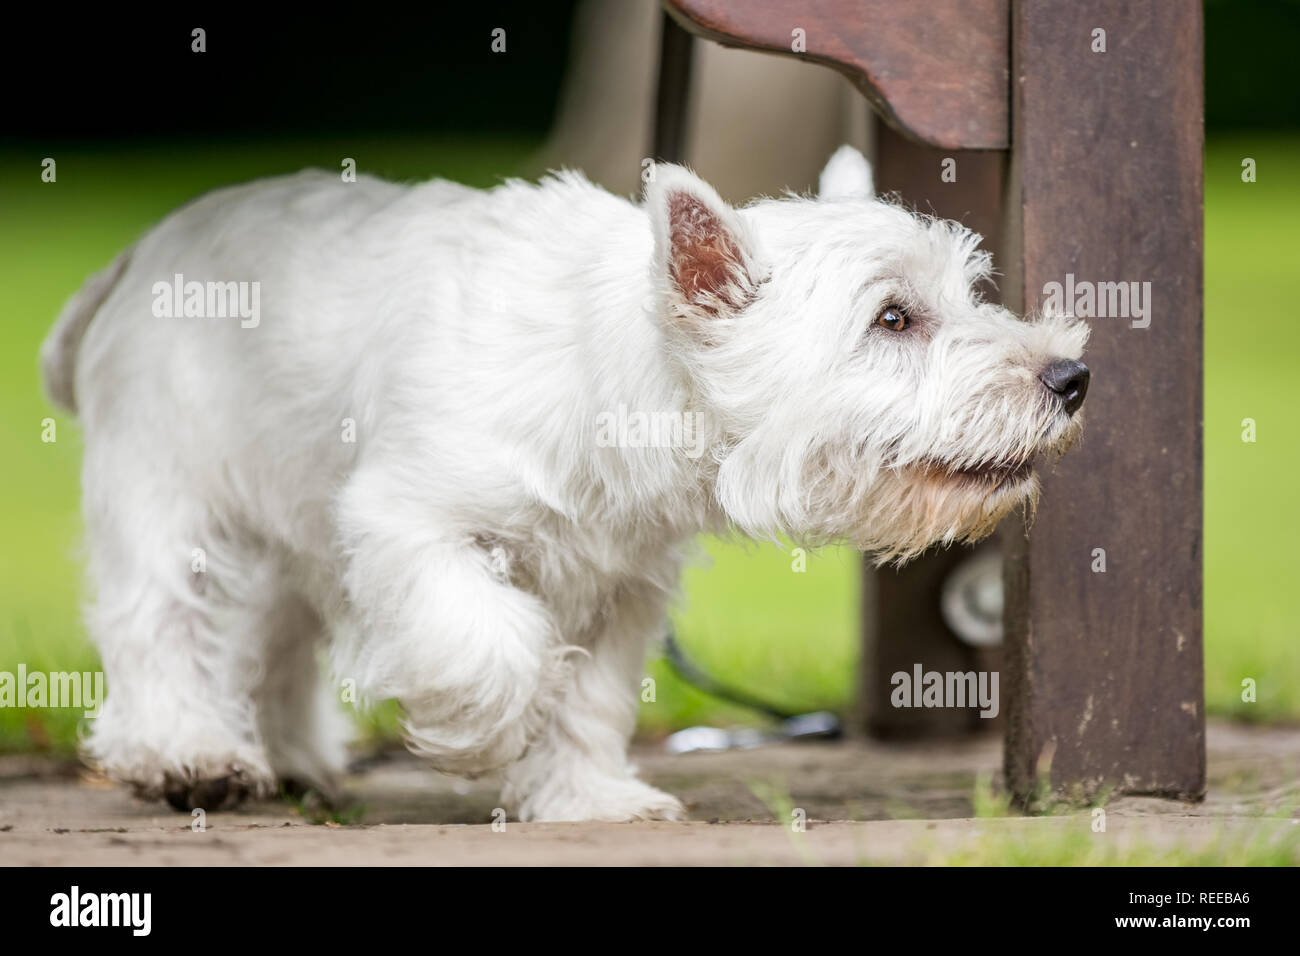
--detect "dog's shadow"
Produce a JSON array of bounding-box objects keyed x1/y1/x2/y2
[{"x1": 264, "y1": 751, "x2": 505, "y2": 827}]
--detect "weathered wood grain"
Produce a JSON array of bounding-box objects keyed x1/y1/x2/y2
[
  {"x1": 1001, "y1": 0, "x2": 1205, "y2": 801},
  {"x1": 665, "y1": 0, "x2": 1010, "y2": 149}
]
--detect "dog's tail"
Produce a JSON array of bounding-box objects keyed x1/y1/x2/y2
[{"x1": 40, "y1": 247, "x2": 133, "y2": 415}]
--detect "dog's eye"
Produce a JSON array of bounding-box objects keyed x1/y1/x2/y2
[{"x1": 877, "y1": 304, "x2": 909, "y2": 331}]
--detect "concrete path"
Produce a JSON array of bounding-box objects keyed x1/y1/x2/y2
[{"x1": 2, "y1": 721, "x2": 1296, "y2": 865}]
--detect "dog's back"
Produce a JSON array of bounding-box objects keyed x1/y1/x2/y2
[{"x1": 40, "y1": 169, "x2": 415, "y2": 418}]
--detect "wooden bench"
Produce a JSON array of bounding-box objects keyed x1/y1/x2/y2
[{"x1": 655, "y1": 0, "x2": 1204, "y2": 802}]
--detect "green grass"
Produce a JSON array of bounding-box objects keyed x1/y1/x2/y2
[
  {"x1": 642, "y1": 538, "x2": 859, "y2": 735},
  {"x1": 741, "y1": 775, "x2": 1300, "y2": 866},
  {"x1": 0, "y1": 133, "x2": 1297, "y2": 754},
  {"x1": 905, "y1": 818, "x2": 1300, "y2": 866},
  {"x1": 729, "y1": 775, "x2": 1299, "y2": 865},
  {"x1": 915, "y1": 774, "x2": 1300, "y2": 865},
  {"x1": 1203, "y1": 133, "x2": 1300, "y2": 722}
]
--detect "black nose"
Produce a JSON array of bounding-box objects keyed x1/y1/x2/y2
[{"x1": 1040, "y1": 359, "x2": 1090, "y2": 415}]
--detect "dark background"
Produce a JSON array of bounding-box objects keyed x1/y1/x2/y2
[
  {"x1": 1, "y1": 6, "x2": 580, "y2": 145},
  {"x1": 1, "y1": 0, "x2": 1294, "y2": 147}
]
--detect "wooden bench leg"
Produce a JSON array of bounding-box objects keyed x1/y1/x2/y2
[{"x1": 1001, "y1": 0, "x2": 1205, "y2": 801}]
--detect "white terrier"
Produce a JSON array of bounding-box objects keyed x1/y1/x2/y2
[{"x1": 42, "y1": 146, "x2": 1088, "y2": 821}]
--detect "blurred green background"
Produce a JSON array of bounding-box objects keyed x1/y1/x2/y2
[{"x1": 2, "y1": 2, "x2": 1297, "y2": 752}]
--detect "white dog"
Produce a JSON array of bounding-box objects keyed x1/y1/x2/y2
[{"x1": 41, "y1": 146, "x2": 1088, "y2": 821}]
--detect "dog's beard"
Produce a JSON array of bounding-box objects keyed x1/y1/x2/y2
[
  {"x1": 753, "y1": 409, "x2": 1083, "y2": 565},
  {"x1": 851, "y1": 464, "x2": 1040, "y2": 564}
]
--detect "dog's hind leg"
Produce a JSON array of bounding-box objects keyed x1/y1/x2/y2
[
  {"x1": 80, "y1": 443, "x2": 277, "y2": 810},
  {"x1": 253, "y1": 591, "x2": 351, "y2": 802},
  {"x1": 501, "y1": 577, "x2": 685, "y2": 823}
]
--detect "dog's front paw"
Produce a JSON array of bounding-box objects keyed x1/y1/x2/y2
[
  {"x1": 519, "y1": 778, "x2": 686, "y2": 823},
  {"x1": 609, "y1": 784, "x2": 686, "y2": 823}
]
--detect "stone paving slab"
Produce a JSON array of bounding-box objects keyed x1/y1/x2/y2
[{"x1": 1, "y1": 721, "x2": 1296, "y2": 865}]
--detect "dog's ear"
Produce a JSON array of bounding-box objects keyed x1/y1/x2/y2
[
  {"x1": 646, "y1": 164, "x2": 761, "y2": 326},
  {"x1": 818, "y1": 144, "x2": 874, "y2": 200}
]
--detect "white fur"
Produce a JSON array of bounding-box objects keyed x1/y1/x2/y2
[
  {"x1": 42, "y1": 146, "x2": 1087, "y2": 821},
  {"x1": 818, "y1": 143, "x2": 874, "y2": 200}
]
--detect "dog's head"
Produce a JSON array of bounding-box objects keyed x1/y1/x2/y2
[{"x1": 646, "y1": 146, "x2": 1089, "y2": 562}]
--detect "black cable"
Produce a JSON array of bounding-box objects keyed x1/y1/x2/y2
[{"x1": 662, "y1": 628, "x2": 802, "y2": 722}]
